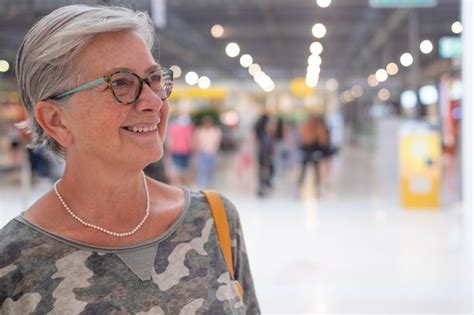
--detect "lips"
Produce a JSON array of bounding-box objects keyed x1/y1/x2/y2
[
  {"x1": 122, "y1": 114, "x2": 161, "y2": 134},
  {"x1": 124, "y1": 125, "x2": 158, "y2": 133}
]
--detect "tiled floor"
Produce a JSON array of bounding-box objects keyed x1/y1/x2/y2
[{"x1": 1, "y1": 131, "x2": 472, "y2": 314}]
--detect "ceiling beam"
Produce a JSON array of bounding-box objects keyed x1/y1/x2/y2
[
  {"x1": 159, "y1": 12, "x2": 239, "y2": 78},
  {"x1": 356, "y1": 8, "x2": 410, "y2": 69},
  {"x1": 256, "y1": 0, "x2": 283, "y2": 61}
]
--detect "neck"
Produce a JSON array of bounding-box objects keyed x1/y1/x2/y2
[{"x1": 58, "y1": 161, "x2": 149, "y2": 227}]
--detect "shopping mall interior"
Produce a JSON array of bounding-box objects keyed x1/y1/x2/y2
[{"x1": 0, "y1": 0, "x2": 472, "y2": 314}]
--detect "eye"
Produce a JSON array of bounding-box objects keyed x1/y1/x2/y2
[
  {"x1": 148, "y1": 72, "x2": 162, "y2": 83},
  {"x1": 111, "y1": 77, "x2": 133, "y2": 88},
  {"x1": 110, "y1": 72, "x2": 137, "y2": 90}
]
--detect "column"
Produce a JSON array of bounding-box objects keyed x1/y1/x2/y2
[{"x1": 461, "y1": 0, "x2": 473, "y2": 287}]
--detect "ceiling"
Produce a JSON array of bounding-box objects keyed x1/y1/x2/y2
[{"x1": 0, "y1": 0, "x2": 462, "y2": 94}]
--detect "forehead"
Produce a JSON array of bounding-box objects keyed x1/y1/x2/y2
[{"x1": 76, "y1": 31, "x2": 156, "y2": 78}]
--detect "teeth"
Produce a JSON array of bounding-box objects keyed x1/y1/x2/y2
[{"x1": 126, "y1": 125, "x2": 158, "y2": 133}]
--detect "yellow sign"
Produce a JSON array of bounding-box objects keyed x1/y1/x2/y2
[
  {"x1": 399, "y1": 132, "x2": 441, "y2": 208},
  {"x1": 290, "y1": 77, "x2": 314, "y2": 97},
  {"x1": 169, "y1": 87, "x2": 229, "y2": 100}
]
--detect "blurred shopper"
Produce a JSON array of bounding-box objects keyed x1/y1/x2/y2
[
  {"x1": 254, "y1": 114, "x2": 277, "y2": 197},
  {"x1": 27, "y1": 146, "x2": 51, "y2": 180},
  {"x1": 167, "y1": 113, "x2": 194, "y2": 185},
  {"x1": 273, "y1": 117, "x2": 286, "y2": 174},
  {"x1": 280, "y1": 119, "x2": 301, "y2": 174},
  {"x1": 297, "y1": 115, "x2": 335, "y2": 195},
  {"x1": 193, "y1": 115, "x2": 222, "y2": 188},
  {"x1": 8, "y1": 123, "x2": 21, "y2": 154},
  {"x1": 0, "y1": 5, "x2": 259, "y2": 314},
  {"x1": 235, "y1": 133, "x2": 257, "y2": 193},
  {"x1": 3, "y1": 102, "x2": 28, "y2": 174},
  {"x1": 8, "y1": 121, "x2": 23, "y2": 166},
  {"x1": 144, "y1": 159, "x2": 169, "y2": 183}
]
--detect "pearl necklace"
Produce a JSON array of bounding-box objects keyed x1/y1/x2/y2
[{"x1": 53, "y1": 172, "x2": 150, "y2": 237}]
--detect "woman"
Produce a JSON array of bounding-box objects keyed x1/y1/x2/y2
[
  {"x1": 0, "y1": 5, "x2": 259, "y2": 314},
  {"x1": 193, "y1": 115, "x2": 222, "y2": 188},
  {"x1": 167, "y1": 113, "x2": 194, "y2": 185}
]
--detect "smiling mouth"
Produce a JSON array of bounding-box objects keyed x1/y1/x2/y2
[{"x1": 123, "y1": 125, "x2": 158, "y2": 133}]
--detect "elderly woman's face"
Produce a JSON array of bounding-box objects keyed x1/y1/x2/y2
[{"x1": 61, "y1": 31, "x2": 169, "y2": 167}]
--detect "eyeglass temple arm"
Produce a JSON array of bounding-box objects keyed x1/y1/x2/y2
[{"x1": 51, "y1": 77, "x2": 107, "y2": 99}]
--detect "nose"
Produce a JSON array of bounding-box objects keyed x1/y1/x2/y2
[{"x1": 134, "y1": 82, "x2": 164, "y2": 113}]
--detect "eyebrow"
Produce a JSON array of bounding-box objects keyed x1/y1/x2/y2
[{"x1": 105, "y1": 64, "x2": 161, "y2": 76}]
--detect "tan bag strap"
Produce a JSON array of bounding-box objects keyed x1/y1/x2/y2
[
  {"x1": 203, "y1": 190, "x2": 235, "y2": 276},
  {"x1": 203, "y1": 190, "x2": 244, "y2": 296}
]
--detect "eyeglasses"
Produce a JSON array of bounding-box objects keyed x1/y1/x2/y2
[{"x1": 49, "y1": 68, "x2": 173, "y2": 104}]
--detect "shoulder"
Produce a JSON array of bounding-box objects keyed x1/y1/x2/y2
[
  {"x1": 0, "y1": 219, "x2": 89, "y2": 313},
  {"x1": 0, "y1": 218, "x2": 75, "y2": 286},
  {"x1": 149, "y1": 184, "x2": 242, "y2": 233},
  {"x1": 188, "y1": 190, "x2": 241, "y2": 231},
  {"x1": 0, "y1": 218, "x2": 74, "y2": 263},
  {"x1": 0, "y1": 218, "x2": 37, "y2": 252},
  {"x1": 217, "y1": 193, "x2": 242, "y2": 235},
  {"x1": 217, "y1": 193, "x2": 239, "y2": 221},
  {"x1": 147, "y1": 178, "x2": 185, "y2": 209}
]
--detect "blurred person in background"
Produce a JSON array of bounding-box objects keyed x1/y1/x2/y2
[
  {"x1": 0, "y1": 5, "x2": 259, "y2": 314},
  {"x1": 254, "y1": 114, "x2": 277, "y2": 197},
  {"x1": 7, "y1": 116, "x2": 23, "y2": 167},
  {"x1": 167, "y1": 113, "x2": 194, "y2": 185},
  {"x1": 193, "y1": 115, "x2": 222, "y2": 188},
  {"x1": 26, "y1": 146, "x2": 51, "y2": 181},
  {"x1": 0, "y1": 102, "x2": 27, "y2": 180},
  {"x1": 297, "y1": 115, "x2": 335, "y2": 196},
  {"x1": 143, "y1": 159, "x2": 170, "y2": 183},
  {"x1": 272, "y1": 117, "x2": 285, "y2": 175},
  {"x1": 8, "y1": 120, "x2": 21, "y2": 156},
  {"x1": 279, "y1": 119, "x2": 301, "y2": 177}
]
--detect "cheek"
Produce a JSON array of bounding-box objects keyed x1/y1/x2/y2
[
  {"x1": 111, "y1": 108, "x2": 128, "y2": 127},
  {"x1": 75, "y1": 104, "x2": 127, "y2": 142}
]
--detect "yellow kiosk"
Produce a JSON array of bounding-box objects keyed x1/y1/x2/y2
[{"x1": 399, "y1": 122, "x2": 441, "y2": 208}]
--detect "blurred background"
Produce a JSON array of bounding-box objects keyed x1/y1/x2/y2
[{"x1": 0, "y1": 0, "x2": 472, "y2": 313}]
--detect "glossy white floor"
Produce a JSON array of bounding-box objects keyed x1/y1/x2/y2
[
  {"x1": 1, "y1": 129, "x2": 472, "y2": 314},
  {"x1": 216, "y1": 142, "x2": 471, "y2": 314}
]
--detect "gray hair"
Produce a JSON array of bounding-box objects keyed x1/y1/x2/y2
[{"x1": 15, "y1": 4, "x2": 155, "y2": 157}]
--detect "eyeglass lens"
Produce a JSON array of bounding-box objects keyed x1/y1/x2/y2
[{"x1": 110, "y1": 69, "x2": 173, "y2": 103}]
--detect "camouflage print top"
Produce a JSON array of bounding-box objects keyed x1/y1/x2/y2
[{"x1": 0, "y1": 189, "x2": 260, "y2": 314}]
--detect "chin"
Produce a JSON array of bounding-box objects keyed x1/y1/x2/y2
[
  {"x1": 143, "y1": 146, "x2": 164, "y2": 165},
  {"x1": 150, "y1": 150, "x2": 164, "y2": 163},
  {"x1": 120, "y1": 146, "x2": 162, "y2": 171}
]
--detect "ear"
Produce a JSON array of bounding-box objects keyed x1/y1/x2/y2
[{"x1": 34, "y1": 101, "x2": 74, "y2": 148}]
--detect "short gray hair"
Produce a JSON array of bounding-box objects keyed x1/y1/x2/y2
[{"x1": 15, "y1": 4, "x2": 155, "y2": 157}]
